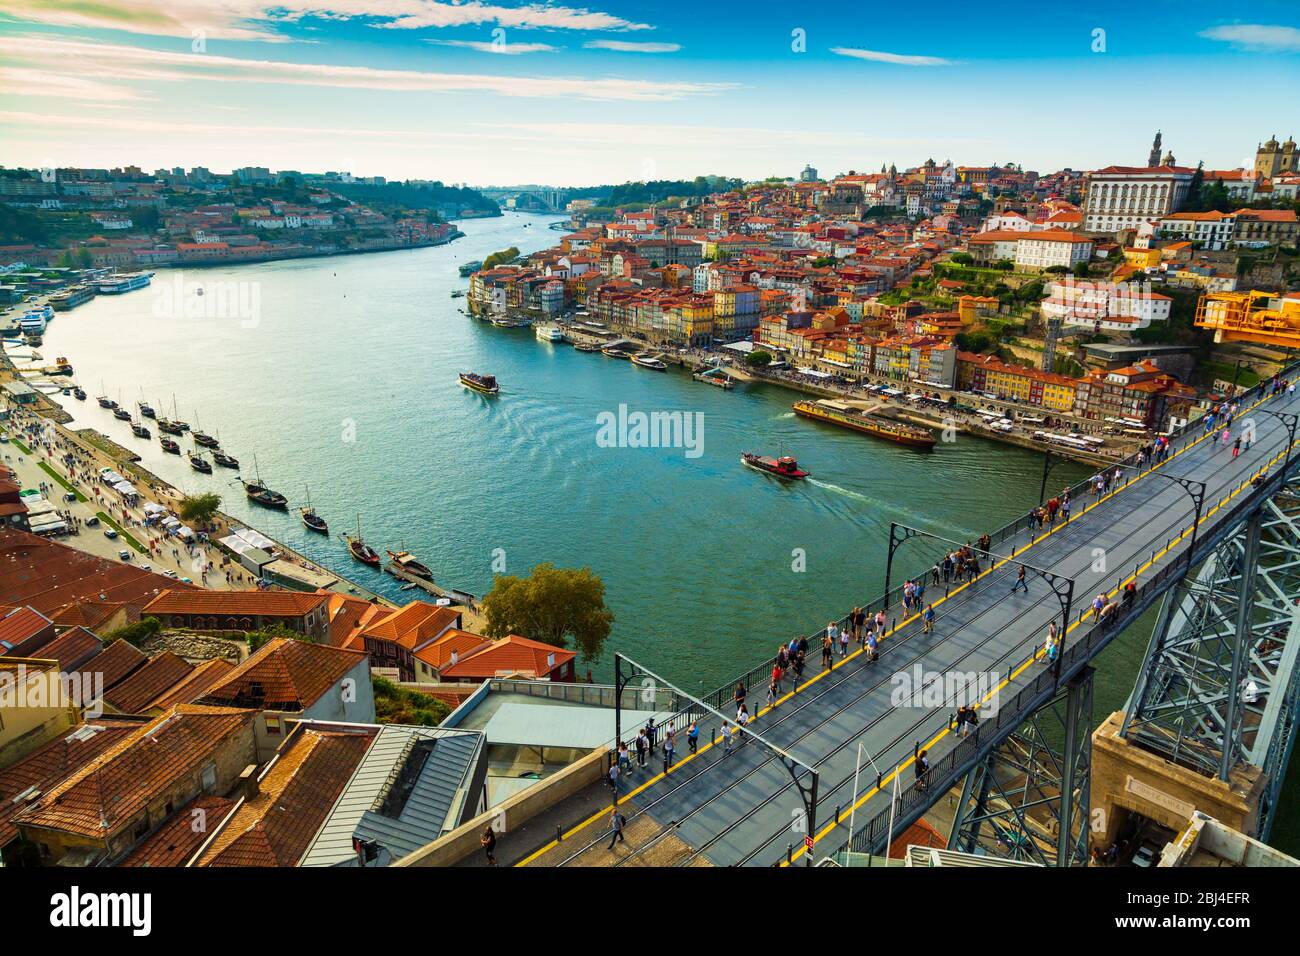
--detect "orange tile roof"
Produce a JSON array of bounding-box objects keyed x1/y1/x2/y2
[
  {"x1": 440, "y1": 634, "x2": 576, "y2": 680},
  {"x1": 119, "y1": 793, "x2": 239, "y2": 867},
  {"x1": 13, "y1": 704, "x2": 258, "y2": 840},
  {"x1": 412, "y1": 628, "x2": 490, "y2": 670},
  {"x1": 361, "y1": 601, "x2": 460, "y2": 651},
  {"x1": 103, "y1": 651, "x2": 195, "y2": 715},
  {"x1": 144, "y1": 657, "x2": 236, "y2": 712},
  {"x1": 50, "y1": 600, "x2": 128, "y2": 633},
  {"x1": 74, "y1": 638, "x2": 147, "y2": 691},
  {"x1": 194, "y1": 726, "x2": 376, "y2": 867},
  {"x1": 142, "y1": 588, "x2": 329, "y2": 618},
  {"x1": 0, "y1": 717, "x2": 145, "y2": 849},
  {"x1": 199, "y1": 637, "x2": 366, "y2": 712},
  {"x1": 0, "y1": 605, "x2": 53, "y2": 654},
  {"x1": 31, "y1": 626, "x2": 102, "y2": 672}
]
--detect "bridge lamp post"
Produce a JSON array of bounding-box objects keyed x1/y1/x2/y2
[
  {"x1": 1246, "y1": 408, "x2": 1298, "y2": 478},
  {"x1": 1145, "y1": 474, "x2": 1207, "y2": 573},
  {"x1": 848, "y1": 740, "x2": 885, "y2": 843}
]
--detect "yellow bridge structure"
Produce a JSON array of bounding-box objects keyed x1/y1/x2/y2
[{"x1": 1195, "y1": 290, "x2": 1300, "y2": 348}]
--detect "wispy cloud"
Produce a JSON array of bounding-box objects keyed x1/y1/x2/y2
[
  {"x1": 1200, "y1": 24, "x2": 1300, "y2": 52},
  {"x1": 0, "y1": 35, "x2": 732, "y2": 102},
  {"x1": 0, "y1": 0, "x2": 654, "y2": 41},
  {"x1": 830, "y1": 46, "x2": 952, "y2": 67},
  {"x1": 429, "y1": 39, "x2": 557, "y2": 55},
  {"x1": 583, "y1": 40, "x2": 680, "y2": 54}
]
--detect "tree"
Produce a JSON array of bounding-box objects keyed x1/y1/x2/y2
[
  {"x1": 949, "y1": 252, "x2": 974, "y2": 266},
  {"x1": 745, "y1": 349, "x2": 773, "y2": 368},
  {"x1": 178, "y1": 491, "x2": 221, "y2": 526},
  {"x1": 1072, "y1": 262, "x2": 1091, "y2": 278},
  {"x1": 104, "y1": 616, "x2": 162, "y2": 647},
  {"x1": 481, "y1": 562, "x2": 614, "y2": 663}
]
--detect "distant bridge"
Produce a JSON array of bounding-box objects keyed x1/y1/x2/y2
[{"x1": 480, "y1": 188, "x2": 565, "y2": 214}]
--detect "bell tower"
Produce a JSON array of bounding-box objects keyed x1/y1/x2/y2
[{"x1": 1147, "y1": 131, "x2": 1162, "y2": 168}]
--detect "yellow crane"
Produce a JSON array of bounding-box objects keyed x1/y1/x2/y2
[{"x1": 1195, "y1": 290, "x2": 1300, "y2": 348}]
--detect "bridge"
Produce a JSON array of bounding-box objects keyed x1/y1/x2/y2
[
  {"x1": 479, "y1": 187, "x2": 565, "y2": 214},
  {"x1": 509, "y1": 371, "x2": 1300, "y2": 868}
]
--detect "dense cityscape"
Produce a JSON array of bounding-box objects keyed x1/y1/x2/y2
[{"x1": 0, "y1": 0, "x2": 1296, "y2": 934}]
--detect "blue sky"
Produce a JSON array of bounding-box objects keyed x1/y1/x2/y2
[{"x1": 1, "y1": 1, "x2": 1298, "y2": 186}]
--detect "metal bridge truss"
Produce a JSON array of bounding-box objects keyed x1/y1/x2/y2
[
  {"x1": 1121, "y1": 480, "x2": 1300, "y2": 840},
  {"x1": 948, "y1": 667, "x2": 1094, "y2": 866}
]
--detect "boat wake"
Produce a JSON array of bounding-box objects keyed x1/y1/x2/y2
[
  {"x1": 807, "y1": 478, "x2": 870, "y2": 502},
  {"x1": 772, "y1": 411, "x2": 796, "y2": 420}
]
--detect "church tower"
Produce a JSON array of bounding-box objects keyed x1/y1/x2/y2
[
  {"x1": 1147, "y1": 131, "x2": 1163, "y2": 168},
  {"x1": 1257, "y1": 135, "x2": 1281, "y2": 179}
]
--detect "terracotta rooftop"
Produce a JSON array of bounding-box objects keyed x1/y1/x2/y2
[
  {"x1": 144, "y1": 658, "x2": 236, "y2": 712},
  {"x1": 0, "y1": 605, "x2": 53, "y2": 655},
  {"x1": 194, "y1": 726, "x2": 377, "y2": 867},
  {"x1": 119, "y1": 793, "x2": 239, "y2": 867},
  {"x1": 12, "y1": 705, "x2": 258, "y2": 841},
  {"x1": 412, "y1": 628, "x2": 490, "y2": 671},
  {"x1": 103, "y1": 651, "x2": 195, "y2": 715},
  {"x1": 361, "y1": 601, "x2": 460, "y2": 651},
  {"x1": 0, "y1": 717, "x2": 146, "y2": 850},
  {"x1": 0, "y1": 530, "x2": 194, "y2": 616},
  {"x1": 142, "y1": 588, "x2": 329, "y2": 617},
  {"x1": 29, "y1": 626, "x2": 102, "y2": 672},
  {"x1": 440, "y1": 634, "x2": 576, "y2": 680},
  {"x1": 199, "y1": 637, "x2": 366, "y2": 712},
  {"x1": 50, "y1": 600, "x2": 129, "y2": 633},
  {"x1": 73, "y1": 638, "x2": 147, "y2": 692}
]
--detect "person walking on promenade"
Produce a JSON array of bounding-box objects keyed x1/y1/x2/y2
[
  {"x1": 839, "y1": 623, "x2": 850, "y2": 658},
  {"x1": 721, "y1": 720, "x2": 733, "y2": 754},
  {"x1": 923, "y1": 603, "x2": 935, "y2": 634},
  {"x1": 645, "y1": 718, "x2": 658, "y2": 757},
  {"x1": 766, "y1": 678, "x2": 779, "y2": 710},
  {"x1": 617, "y1": 741, "x2": 631, "y2": 775},
  {"x1": 736, "y1": 704, "x2": 749, "y2": 743},
  {"x1": 1046, "y1": 621, "x2": 1060, "y2": 662},
  {"x1": 966, "y1": 705, "x2": 979, "y2": 738},
  {"x1": 1046, "y1": 496, "x2": 1060, "y2": 524},
  {"x1": 632, "y1": 732, "x2": 647, "y2": 770},
  {"x1": 867, "y1": 629, "x2": 879, "y2": 663},
  {"x1": 915, "y1": 750, "x2": 930, "y2": 792},
  {"x1": 771, "y1": 660, "x2": 784, "y2": 693},
  {"x1": 481, "y1": 826, "x2": 498, "y2": 865},
  {"x1": 1061, "y1": 497, "x2": 1071, "y2": 522},
  {"x1": 1011, "y1": 564, "x2": 1028, "y2": 594},
  {"x1": 849, "y1": 606, "x2": 862, "y2": 642},
  {"x1": 826, "y1": 619, "x2": 839, "y2": 654},
  {"x1": 1233, "y1": 436, "x2": 1242, "y2": 459},
  {"x1": 1221, "y1": 428, "x2": 1232, "y2": 450},
  {"x1": 688, "y1": 721, "x2": 699, "y2": 755},
  {"x1": 733, "y1": 682, "x2": 747, "y2": 715},
  {"x1": 607, "y1": 808, "x2": 627, "y2": 851},
  {"x1": 663, "y1": 731, "x2": 675, "y2": 772},
  {"x1": 821, "y1": 632, "x2": 834, "y2": 669},
  {"x1": 606, "y1": 761, "x2": 620, "y2": 795},
  {"x1": 875, "y1": 608, "x2": 886, "y2": 636}
]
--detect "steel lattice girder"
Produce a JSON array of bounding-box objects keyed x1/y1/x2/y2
[
  {"x1": 949, "y1": 668, "x2": 1093, "y2": 866},
  {"x1": 1123, "y1": 483, "x2": 1300, "y2": 821}
]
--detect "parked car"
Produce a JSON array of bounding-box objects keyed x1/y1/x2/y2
[
  {"x1": 1131, "y1": 843, "x2": 1160, "y2": 868},
  {"x1": 85, "y1": 515, "x2": 99, "y2": 527},
  {"x1": 118, "y1": 549, "x2": 130, "y2": 561},
  {"x1": 104, "y1": 528, "x2": 118, "y2": 540}
]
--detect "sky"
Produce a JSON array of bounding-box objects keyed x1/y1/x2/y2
[{"x1": 1, "y1": 1, "x2": 1299, "y2": 187}]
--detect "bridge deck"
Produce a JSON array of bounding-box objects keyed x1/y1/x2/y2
[{"x1": 520, "y1": 384, "x2": 1300, "y2": 868}]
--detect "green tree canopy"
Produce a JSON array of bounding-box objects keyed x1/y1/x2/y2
[
  {"x1": 745, "y1": 349, "x2": 773, "y2": 368},
  {"x1": 481, "y1": 562, "x2": 614, "y2": 663},
  {"x1": 178, "y1": 491, "x2": 222, "y2": 526}
]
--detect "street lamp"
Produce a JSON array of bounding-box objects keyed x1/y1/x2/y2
[{"x1": 849, "y1": 740, "x2": 885, "y2": 842}]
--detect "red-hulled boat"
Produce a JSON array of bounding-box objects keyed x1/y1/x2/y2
[
  {"x1": 741, "y1": 452, "x2": 810, "y2": 480},
  {"x1": 344, "y1": 516, "x2": 380, "y2": 567}
]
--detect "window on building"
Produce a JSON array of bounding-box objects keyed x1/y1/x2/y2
[{"x1": 200, "y1": 761, "x2": 217, "y2": 792}]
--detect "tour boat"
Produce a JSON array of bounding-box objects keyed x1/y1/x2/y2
[
  {"x1": 792, "y1": 399, "x2": 936, "y2": 448},
  {"x1": 189, "y1": 452, "x2": 213, "y2": 474},
  {"x1": 160, "y1": 437, "x2": 181, "y2": 454},
  {"x1": 387, "y1": 549, "x2": 434, "y2": 581},
  {"x1": 344, "y1": 516, "x2": 380, "y2": 567},
  {"x1": 300, "y1": 486, "x2": 328, "y2": 534},
  {"x1": 240, "y1": 457, "x2": 288, "y2": 509},
  {"x1": 72, "y1": 387, "x2": 86, "y2": 400},
  {"x1": 459, "y1": 372, "x2": 499, "y2": 395},
  {"x1": 631, "y1": 353, "x2": 668, "y2": 371},
  {"x1": 535, "y1": 325, "x2": 565, "y2": 343},
  {"x1": 602, "y1": 345, "x2": 633, "y2": 359},
  {"x1": 212, "y1": 450, "x2": 240, "y2": 469},
  {"x1": 130, "y1": 421, "x2": 151, "y2": 439},
  {"x1": 741, "y1": 452, "x2": 810, "y2": 480},
  {"x1": 458, "y1": 260, "x2": 483, "y2": 277},
  {"x1": 694, "y1": 369, "x2": 735, "y2": 390}
]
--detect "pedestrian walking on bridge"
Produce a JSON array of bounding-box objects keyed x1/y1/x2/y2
[
  {"x1": 1011, "y1": 564, "x2": 1028, "y2": 594},
  {"x1": 607, "y1": 808, "x2": 626, "y2": 851}
]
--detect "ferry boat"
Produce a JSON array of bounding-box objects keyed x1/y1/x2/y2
[
  {"x1": 459, "y1": 372, "x2": 499, "y2": 395},
  {"x1": 793, "y1": 399, "x2": 937, "y2": 448},
  {"x1": 19, "y1": 311, "x2": 47, "y2": 336},
  {"x1": 602, "y1": 345, "x2": 634, "y2": 359},
  {"x1": 458, "y1": 260, "x2": 483, "y2": 277},
  {"x1": 535, "y1": 324, "x2": 565, "y2": 343},
  {"x1": 694, "y1": 369, "x2": 735, "y2": 390},
  {"x1": 631, "y1": 353, "x2": 668, "y2": 371},
  {"x1": 300, "y1": 486, "x2": 328, "y2": 534},
  {"x1": 96, "y1": 272, "x2": 152, "y2": 295},
  {"x1": 741, "y1": 452, "x2": 810, "y2": 480},
  {"x1": 344, "y1": 517, "x2": 380, "y2": 567},
  {"x1": 160, "y1": 436, "x2": 181, "y2": 454},
  {"x1": 212, "y1": 449, "x2": 240, "y2": 469},
  {"x1": 72, "y1": 387, "x2": 86, "y2": 401},
  {"x1": 189, "y1": 452, "x2": 213, "y2": 474},
  {"x1": 130, "y1": 421, "x2": 151, "y2": 439},
  {"x1": 387, "y1": 549, "x2": 434, "y2": 580},
  {"x1": 573, "y1": 342, "x2": 601, "y2": 353},
  {"x1": 49, "y1": 286, "x2": 95, "y2": 311}
]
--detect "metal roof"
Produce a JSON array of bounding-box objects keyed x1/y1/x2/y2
[
  {"x1": 300, "y1": 724, "x2": 484, "y2": 867},
  {"x1": 478, "y1": 701, "x2": 669, "y2": 750}
]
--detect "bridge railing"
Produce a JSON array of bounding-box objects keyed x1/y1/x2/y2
[{"x1": 698, "y1": 364, "x2": 1297, "y2": 717}]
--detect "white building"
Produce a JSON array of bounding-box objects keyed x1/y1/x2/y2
[
  {"x1": 1041, "y1": 279, "x2": 1172, "y2": 332},
  {"x1": 1156, "y1": 211, "x2": 1236, "y2": 250},
  {"x1": 1013, "y1": 230, "x2": 1094, "y2": 271},
  {"x1": 981, "y1": 211, "x2": 1034, "y2": 232},
  {"x1": 1082, "y1": 165, "x2": 1197, "y2": 232}
]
